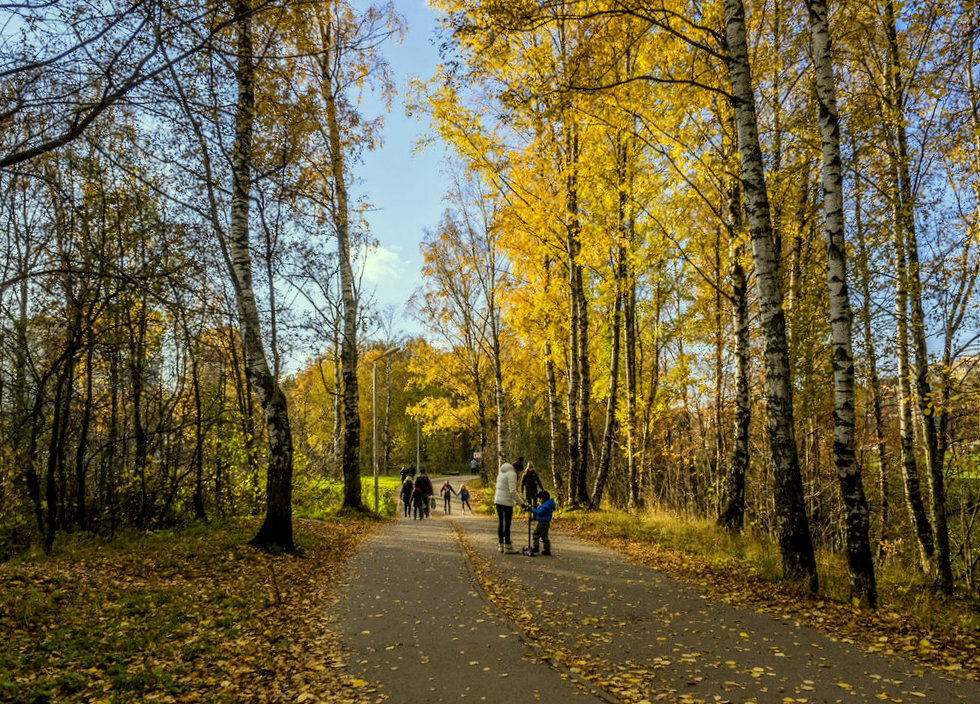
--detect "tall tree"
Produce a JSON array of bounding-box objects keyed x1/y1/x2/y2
[
  {"x1": 228, "y1": 0, "x2": 294, "y2": 550},
  {"x1": 723, "y1": 0, "x2": 818, "y2": 590},
  {"x1": 806, "y1": 0, "x2": 877, "y2": 606}
]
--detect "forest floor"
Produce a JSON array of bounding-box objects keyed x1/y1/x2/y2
[
  {"x1": 0, "y1": 516, "x2": 383, "y2": 704},
  {"x1": 333, "y1": 478, "x2": 980, "y2": 704},
  {"x1": 3, "y1": 483, "x2": 978, "y2": 704}
]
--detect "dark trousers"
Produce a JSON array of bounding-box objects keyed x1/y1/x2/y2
[
  {"x1": 532, "y1": 521, "x2": 551, "y2": 554},
  {"x1": 443, "y1": 495, "x2": 452, "y2": 513},
  {"x1": 413, "y1": 502, "x2": 424, "y2": 519},
  {"x1": 402, "y1": 498, "x2": 411, "y2": 517},
  {"x1": 496, "y1": 504, "x2": 514, "y2": 545}
]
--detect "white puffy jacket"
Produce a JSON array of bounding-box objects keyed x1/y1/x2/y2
[{"x1": 493, "y1": 463, "x2": 524, "y2": 507}]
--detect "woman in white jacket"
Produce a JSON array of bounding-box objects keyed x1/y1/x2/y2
[{"x1": 494, "y1": 462, "x2": 525, "y2": 553}]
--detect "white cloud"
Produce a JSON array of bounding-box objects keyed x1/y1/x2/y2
[{"x1": 358, "y1": 244, "x2": 407, "y2": 284}]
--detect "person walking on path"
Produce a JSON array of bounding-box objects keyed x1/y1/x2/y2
[
  {"x1": 399, "y1": 466, "x2": 410, "y2": 483},
  {"x1": 530, "y1": 490, "x2": 556, "y2": 555},
  {"x1": 440, "y1": 480, "x2": 457, "y2": 514},
  {"x1": 459, "y1": 485, "x2": 472, "y2": 513},
  {"x1": 399, "y1": 478, "x2": 414, "y2": 518},
  {"x1": 520, "y1": 461, "x2": 543, "y2": 507},
  {"x1": 410, "y1": 484, "x2": 426, "y2": 520},
  {"x1": 415, "y1": 469, "x2": 434, "y2": 518},
  {"x1": 494, "y1": 462, "x2": 525, "y2": 553}
]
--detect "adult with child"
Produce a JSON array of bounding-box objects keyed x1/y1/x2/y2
[
  {"x1": 530, "y1": 490, "x2": 556, "y2": 555},
  {"x1": 399, "y1": 478, "x2": 414, "y2": 518},
  {"x1": 494, "y1": 461, "x2": 525, "y2": 553},
  {"x1": 414, "y1": 468, "x2": 434, "y2": 517},
  {"x1": 440, "y1": 480, "x2": 457, "y2": 514},
  {"x1": 519, "y1": 461, "x2": 543, "y2": 507}
]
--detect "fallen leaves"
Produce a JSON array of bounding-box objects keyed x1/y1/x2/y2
[
  {"x1": 0, "y1": 518, "x2": 383, "y2": 703},
  {"x1": 559, "y1": 517, "x2": 980, "y2": 683}
]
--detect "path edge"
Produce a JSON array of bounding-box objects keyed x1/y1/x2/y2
[{"x1": 446, "y1": 516, "x2": 624, "y2": 704}]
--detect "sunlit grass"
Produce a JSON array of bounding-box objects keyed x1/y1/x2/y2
[{"x1": 564, "y1": 505, "x2": 980, "y2": 633}]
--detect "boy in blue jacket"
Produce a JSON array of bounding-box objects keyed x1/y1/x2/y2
[{"x1": 530, "y1": 490, "x2": 556, "y2": 556}]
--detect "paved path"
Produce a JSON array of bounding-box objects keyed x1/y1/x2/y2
[
  {"x1": 331, "y1": 478, "x2": 979, "y2": 703},
  {"x1": 331, "y1": 476, "x2": 607, "y2": 703}
]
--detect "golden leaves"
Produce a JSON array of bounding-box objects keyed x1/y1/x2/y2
[{"x1": 0, "y1": 518, "x2": 383, "y2": 703}]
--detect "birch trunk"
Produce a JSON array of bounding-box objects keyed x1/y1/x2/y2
[
  {"x1": 852, "y1": 143, "x2": 890, "y2": 551},
  {"x1": 891, "y1": 188, "x2": 934, "y2": 572},
  {"x1": 718, "y1": 178, "x2": 750, "y2": 532},
  {"x1": 544, "y1": 248, "x2": 566, "y2": 503},
  {"x1": 565, "y1": 130, "x2": 582, "y2": 504},
  {"x1": 544, "y1": 339, "x2": 567, "y2": 504},
  {"x1": 229, "y1": 0, "x2": 294, "y2": 550},
  {"x1": 724, "y1": 0, "x2": 818, "y2": 590},
  {"x1": 318, "y1": 11, "x2": 361, "y2": 509},
  {"x1": 883, "y1": 0, "x2": 937, "y2": 577},
  {"x1": 807, "y1": 0, "x2": 876, "y2": 606},
  {"x1": 590, "y1": 248, "x2": 623, "y2": 509},
  {"x1": 624, "y1": 265, "x2": 639, "y2": 511}
]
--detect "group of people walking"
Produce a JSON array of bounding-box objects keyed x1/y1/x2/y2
[
  {"x1": 398, "y1": 466, "x2": 471, "y2": 520},
  {"x1": 395, "y1": 456, "x2": 556, "y2": 557}
]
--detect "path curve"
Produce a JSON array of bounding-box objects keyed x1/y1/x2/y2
[{"x1": 331, "y1": 477, "x2": 980, "y2": 703}]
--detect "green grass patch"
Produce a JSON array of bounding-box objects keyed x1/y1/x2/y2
[
  {"x1": 0, "y1": 517, "x2": 378, "y2": 703},
  {"x1": 292, "y1": 474, "x2": 402, "y2": 519}
]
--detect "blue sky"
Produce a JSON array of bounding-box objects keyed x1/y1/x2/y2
[{"x1": 351, "y1": 0, "x2": 450, "y2": 332}]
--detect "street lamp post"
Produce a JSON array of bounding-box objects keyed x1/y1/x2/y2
[{"x1": 372, "y1": 346, "x2": 399, "y2": 513}]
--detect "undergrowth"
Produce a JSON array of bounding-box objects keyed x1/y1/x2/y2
[{"x1": 563, "y1": 506, "x2": 980, "y2": 635}]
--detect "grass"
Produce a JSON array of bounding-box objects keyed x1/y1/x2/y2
[
  {"x1": 0, "y1": 516, "x2": 380, "y2": 704},
  {"x1": 561, "y1": 506, "x2": 980, "y2": 648},
  {"x1": 293, "y1": 474, "x2": 402, "y2": 519}
]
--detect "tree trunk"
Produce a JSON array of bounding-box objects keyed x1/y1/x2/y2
[
  {"x1": 228, "y1": 0, "x2": 294, "y2": 550},
  {"x1": 723, "y1": 0, "x2": 818, "y2": 591},
  {"x1": 318, "y1": 10, "x2": 361, "y2": 509},
  {"x1": 807, "y1": 0, "x2": 877, "y2": 607},
  {"x1": 852, "y1": 142, "x2": 890, "y2": 553},
  {"x1": 883, "y1": 0, "x2": 951, "y2": 590},
  {"x1": 881, "y1": 0, "x2": 935, "y2": 576},
  {"x1": 74, "y1": 337, "x2": 95, "y2": 530},
  {"x1": 383, "y1": 355, "x2": 392, "y2": 475},
  {"x1": 590, "y1": 251, "x2": 623, "y2": 509},
  {"x1": 718, "y1": 178, "x2": 750, "y2": 532}
]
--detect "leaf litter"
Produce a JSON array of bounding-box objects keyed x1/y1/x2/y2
[{"x1": 0, "y1": 518, "x2": 383, "y2": 703}]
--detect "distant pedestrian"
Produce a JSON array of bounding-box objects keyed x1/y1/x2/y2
[
  {"x1": 494, "y1": 462, "x2": 525, "y2": 553},
  {"x1": 519, "y1": 461, "x2": 542, "y2": 507},
  {"x1": 408, "y1": 463, "x2": 417, "y2": 479},
  {"x1": 440, "y1": 480, "x2": 457, "y2": 514},
  {"x1": 399, "y1": 478, "x2": 414, "y2": 518},
  {"x1": 415, "y1": 469, "x2": 434, "y2": 517},
  {"x1": 459, "y1": 486, "x2": 472, "y2": 513},
  {"x1": 411, "y1": 485, "x2": 426, "y2": 520},
  {"x1": 400, "y1": 466, "x2": 411, "y2": 483},
  {"x1": 530, "y1": 490, "x2": 556, "y2": 556},
  {"x1": 470, "y1": 457, "x2": 478, "y2": 475}
]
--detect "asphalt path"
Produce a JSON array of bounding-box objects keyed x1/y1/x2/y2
[{"x1": 330, "y1": 476, "x2": 980, "y2": 703}]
